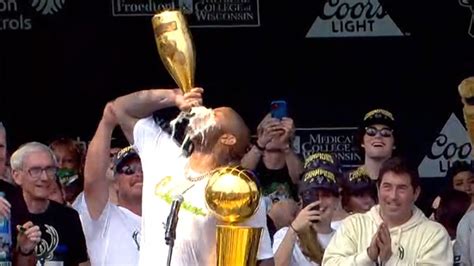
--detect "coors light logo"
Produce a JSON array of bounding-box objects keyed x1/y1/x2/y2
[
  {"x1": 418, "y1": 113, "x2": 474, "y2": 178},
  {"x1": 306, "y1": 0, "x2": 404, "y2": 38}
]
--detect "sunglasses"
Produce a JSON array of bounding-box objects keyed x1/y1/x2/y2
[
  {"x1": 365, "y1": 126, "x2": 393, "y2": 138},
  {"x1": 118, "y1": 164, "x2": 143, "y2": 175}
]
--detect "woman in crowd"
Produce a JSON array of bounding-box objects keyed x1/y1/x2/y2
[
  {"x1": 431, "y1": 160, "x2": 474, "y2": 218},
  {"x1": 434, "y1": 189, "x2": 471, "y2": 264},
  {"x1": 241, "y1": 113, "x2": 302, "y2": 199},
  {"x1": 49, "y1": 137, "x2": 85, "y2": 205},
  {"x1": 272, "y1": 154, "x2": 345, "y2": 266},
  {"x1": 241, "y1": 113, "x2": 303, "y2": 239},
  {"x1": 340, "y1": 166, "x2": 377, "y2": 214}
]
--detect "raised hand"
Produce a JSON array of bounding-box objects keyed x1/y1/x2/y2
[
  {"x1": 16, "y1": 221, "x2": 41, "y2": 255},
  {"x1": 175, "y1": 87, "x2": 204, "y2": 112},
  {"x1": 0, "y1": 196, "x2": 11, "y2": 219},
  {"x1": 256, "y1": 114, "x2": 283, "y2": 149},
  {"x1": 377, "y1": 223, "x2": 392, "y2": 262},
  {"x1": 367, "y1": 226, "x2": 381, "y2": 262},
  {"x1": 313, "y1": 201, "x2": 334, "y2": 234},
  {"x1": 367, "y1": 223, "x2": 392, "y2": 263},
  {"x1": 276, "y1": 117, "x2": 295, "y2": 146},
  {"x1": 291, "y1": 201, "x2": 321, "y2": 232},
  {"x1": 264, "y1": 117, "x2": 295, "y2": 151}
]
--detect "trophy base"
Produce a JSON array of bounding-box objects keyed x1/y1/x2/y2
[{"x1": 216, "y1": 225, "x2": 262, "y2": 266}]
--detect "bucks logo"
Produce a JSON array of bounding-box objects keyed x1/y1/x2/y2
[{"x1": 31, "y1": 0, "x2": 66, "y2": 15}]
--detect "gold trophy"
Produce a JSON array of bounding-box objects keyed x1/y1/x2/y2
[
  {"x1": 205, "y1": 166, "x2": 263, "y2": 266},
  {"x1": 152, "y1": 10, "x2": 195, "y2": 93}
]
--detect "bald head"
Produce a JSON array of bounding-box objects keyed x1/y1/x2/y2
[
  {"x1": 214, "y1": 106, "x2": 250, "y2": 145},
  {"x1": 214, "y1": 107, "x2": 250, "y2": 141},
  {"x1": 190, "y1": 107, "x2": 250, "y2": 163}
]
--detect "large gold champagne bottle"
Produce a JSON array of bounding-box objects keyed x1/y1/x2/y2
[{"x1": 152, "y1": 10, "x2": 195, "y2": 93}]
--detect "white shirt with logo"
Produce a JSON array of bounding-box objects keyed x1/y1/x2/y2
[
  {"x1": 74, "y1": 197, "x2": 141, "y2": 266},
  {"x1": 134, "y1": 116, "x2": 273, "y2": 266}
]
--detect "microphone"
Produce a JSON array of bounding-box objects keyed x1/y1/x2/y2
[{"x1": 165, "y1": 194, "x2": 184, "y2": 246}]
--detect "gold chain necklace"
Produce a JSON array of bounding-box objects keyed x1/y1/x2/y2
[{"x1": 184, "y1": 164, "x2": 212, "y2": 182}]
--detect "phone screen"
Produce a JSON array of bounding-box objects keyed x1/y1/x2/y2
[{"x1": 271, "y1": 100, "x2": 288, "y2": 119}]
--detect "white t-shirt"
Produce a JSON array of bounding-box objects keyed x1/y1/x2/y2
[
  {"x1": 71, "y1": 191, "x2": 84, "y2": 211},
  {"x1": 272, "y1": 226, "x2": 335, "y2": 266},
  {"x1": 74, "y1": 196, "x2": 141, "y2": 266},
  {"x1": 134, "y1": 116, "x2": 273, "y2": 266},
  {"x1": 330, "y1": 219, "x2": 343, "y2": 231}
]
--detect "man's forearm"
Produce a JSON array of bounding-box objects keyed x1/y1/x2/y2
[
  {"x1": 113, "y1": 89, "x2": 178, "y2": 142},
  {"x1": 83, "y1": 118, "x2": 115, "y2": 219},
  {"x1": 13, "y1": 250, "x2": 37, "y2": 266},
  {"x1": 241, "y1": 146, "x2": 263, "y2": 170},
  {"x1": 285, "y1": 150, "x2": 303, "y2": 184},
  {"x1": 274, "y1": 228, "x2": 298, "y2": 266},
  {"x1": 114, "y1": 89, "x2": 177, "y2": 120}
]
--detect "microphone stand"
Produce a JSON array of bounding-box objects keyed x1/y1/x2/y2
[
  {"x1": 165, "y1": 195, "x2": 183, "y2": 266},
  {"x1": 165, "y1": 212, "x2": 177, "y2": 266},
  {"x1": 166, "y1": 239, "x2": 174, "y2": 266}
]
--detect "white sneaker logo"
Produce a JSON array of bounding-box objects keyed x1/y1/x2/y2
[{"x1": 306, "y1": 0, "x2": 404, "y2": 38}]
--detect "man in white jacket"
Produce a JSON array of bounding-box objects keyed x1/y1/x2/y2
[
  {"x1": 456, "y1": 210, "x2": 474, "y2": 265},
  {"x1": 323, "y1": 157, "x2": 452, "y2": 265}
]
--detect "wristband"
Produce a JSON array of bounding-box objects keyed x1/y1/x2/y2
[
  {"x1": 289, "y1": 223, "x2": 298, "y2": 234},
  {"x1": 255, "y1": 142, "x2": 265, "y2": 151}
]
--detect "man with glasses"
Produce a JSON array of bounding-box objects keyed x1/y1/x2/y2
[
  {"x1": 1, "y1": 122, "x2": 42, "y2": 265},
  {"x1": 106, "y1": 135, "x2": 132, "y2": 205},
  {"x1": 73, "y1": 103, "x2": 142, "y2": 266},
  {"x1": 358, "y1": 109, "x2": 396, "y2": 181},
  {"x1": 10, "y1": 142, "x2": 90, "y2": 266}
]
